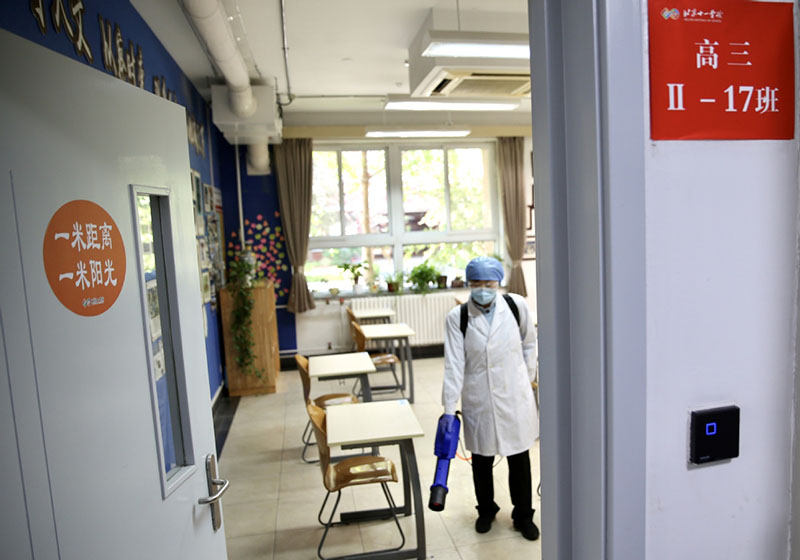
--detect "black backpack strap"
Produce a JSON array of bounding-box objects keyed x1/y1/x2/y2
[
  {"x1": 461, "y1": 295, "x2": 520, "y2": 339},
  {"x1": 503, "y1": 294, "x2": 521, "y2": 328}
]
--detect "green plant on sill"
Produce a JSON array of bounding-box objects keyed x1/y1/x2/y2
[
  {"x1": 408, "y1": 261, "x2": 440, "y2": 294},
  {"x1": 338, "y1": 262, "x2": 367, "y2": 284},
  {"x1": 384, "y1": 271, "x2": 404, "y2": 292},
  {"x1": 227, "y1": 252, "x2": 263, "y2": 378}
]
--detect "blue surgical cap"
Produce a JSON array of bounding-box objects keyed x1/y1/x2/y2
[{"x1": 465, "y1": 256, "x2": 504, "y2": 282}]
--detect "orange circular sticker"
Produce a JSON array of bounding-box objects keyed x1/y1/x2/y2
[{"x1": 43, "y1": 200, "x2": 126, "y2": 316}]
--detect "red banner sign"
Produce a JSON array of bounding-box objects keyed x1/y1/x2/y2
[
  {"x1": 43, "y1": 200, "x2": 126, "y2": 317},
  {"x1": 648, "y1": 0, "x2": 795, "y2": 140}
]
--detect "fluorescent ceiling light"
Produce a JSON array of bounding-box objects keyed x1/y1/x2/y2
[
  {"x1": 421, "y1": 31, "x2": 530, "y2": 60},
  {"x1": 365, "y1": 129, "x2": 471, "y2": 139},
  {"x1": 384, "y1": 99, "x2": 519, "y2": 112}
]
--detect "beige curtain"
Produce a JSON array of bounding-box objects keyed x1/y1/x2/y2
[
  {"x1": 498, "y1": 137, "x2": 528, "y2": 296},
  {"x1": 274, "y1": 138, "x2": 316, "y2": 313}
]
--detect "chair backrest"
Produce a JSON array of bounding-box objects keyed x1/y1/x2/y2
[
  {"x1": 345, "y1": 307, "x2": 359, "y2": 349},
  {"x1": 295, "y1": 354, "x2": 311, "y2": 402},
  {"x1": 351, "y1": 321, "x2": 367, "y2": 352},
  {"x1": 306, "y1": 402, "x2": 331, "y2": 483}
]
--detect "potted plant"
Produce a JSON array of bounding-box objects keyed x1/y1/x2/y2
[
  {"x1": 385, "y1": 271, "x2": 404, "y2": 293},
  {"x1": 338, "y1": 262, "x2": 367, "y2": 293},
  {"x1": 451, "y1": 276, "x2": 465, "y2": 288},
  {"x1": 436, "y1": 274, "x2": 448, "y2": 289},
  {"x1": 408, "y1": 261, "x2": 439, "y2": 294},
  {"x1": 226, "y1": 252, "x2": 263, "y2": 379}
]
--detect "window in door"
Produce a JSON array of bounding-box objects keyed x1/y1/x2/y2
[{"x1": 134, "y1": 189, "x2": 194, "y2": 496}]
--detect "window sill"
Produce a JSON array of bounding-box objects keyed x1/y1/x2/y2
[{"x1": 311, "y1": 286, "x2": 469, "y2": 300}]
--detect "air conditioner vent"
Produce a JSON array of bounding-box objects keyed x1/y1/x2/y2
[
  {"x1": 432, "y1": 78, "x2": 452, "y2": 94},
  {"x1": 429, "y1": 72, "x2": 530, "y2": 97}
]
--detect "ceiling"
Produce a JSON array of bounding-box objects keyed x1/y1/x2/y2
[{"x1": 131, "y1": 0, "x2": 531, "y2": 133}]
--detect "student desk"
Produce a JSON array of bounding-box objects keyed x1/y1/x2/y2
[
  {"x1": 351, "y1": 307, "x2": 395, "y2": 324},
  {"x1": 309, "y1": 352, "x2": 378, "y2": 401},
  {"x1": 359, "y1": 323, "x2": 416, "y2": 402},
  {"x1": 326, "y1": 400, "x2": 426, "y2": 560}
]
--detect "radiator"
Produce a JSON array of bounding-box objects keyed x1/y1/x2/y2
[{"x1": 350, "y1": 292, "x2": 463, "y2": 346}]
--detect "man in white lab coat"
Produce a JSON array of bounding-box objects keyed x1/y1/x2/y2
[{"x1": 442, "y1": 256, "x2": 539, "y2": 540}]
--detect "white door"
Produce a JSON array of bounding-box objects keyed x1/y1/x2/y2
[{"x1": 0, "y1": 30, "x2": 228, "y2": 559}]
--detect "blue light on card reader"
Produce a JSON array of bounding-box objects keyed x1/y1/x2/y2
[{"x1": 705, "y1": 422, "x2": 717, "y2": 436}]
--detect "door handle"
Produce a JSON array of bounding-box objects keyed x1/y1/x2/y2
[
  {"x1": 199, "y1": 454, "x2": 228, "y2": 531},
  {"x1": 198, "y1": 478, "x2": 229, "y2": 505}
]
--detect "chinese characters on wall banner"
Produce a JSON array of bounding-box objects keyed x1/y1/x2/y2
[
  {"x1": 43, "y1": 200, "x2": 126, "y2": 316},
  {"x1": 29, "y1": 0, "x2": 205, "y2": 156},
  {"x1": 648, "y1": 1, "x2": 794, "y2": 140}
]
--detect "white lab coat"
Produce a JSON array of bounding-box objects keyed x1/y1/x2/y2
[{"x1": 442, "y1": 293, "x2": 538, "y2": 457}]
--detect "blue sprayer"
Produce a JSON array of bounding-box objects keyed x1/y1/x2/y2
[{"x1": 428, "y1": 413, "x2": 461, "y2": 511}]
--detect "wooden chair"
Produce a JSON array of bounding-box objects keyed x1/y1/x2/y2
[
  {"x1": 345, "y1": 306, "x2": 358, "y2": 351},
  {"x1": 306, "y1": 402, "x2": 404, "y2": 559},
  {"x1": 350, "y1": 321, "x2": 403, "y2": 396},
  {"x1": 295, "y1": 354, "x2": 358, "y2": 463}
]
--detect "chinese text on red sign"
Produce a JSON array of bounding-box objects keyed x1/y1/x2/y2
[
  {"x1": 43, "y1": 200, "x2": 126, "y2": 316},
  {"x1": 648, "y1": 1, "x2": 794, "y2": 140}
]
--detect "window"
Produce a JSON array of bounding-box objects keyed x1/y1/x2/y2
[
  {"x1": 306, "y1": 246, "x2": 395, "y2": 292},
  {"x1": 134, "y1": 187, "x2": 195, "y2": 497},
  {"x1": 402, "y1": 147, "x2": 492, "y2": 233},
  {"x1": 403, "y1": 241, "x2": 496, "y2": 280},
  {"x1": 308, "y1": 142, "x2": 499, "y2": 293},
  {"x1": 311, "y1": 149, "x2": 388, "y2": 237}
]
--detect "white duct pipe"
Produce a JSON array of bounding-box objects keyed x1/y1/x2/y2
[
  {"x1": 247, "y1": 143, "x2": 270, "y2": 174},
  {"x1": 183, "y1": 0, "x2": 256, "y2": 117}
]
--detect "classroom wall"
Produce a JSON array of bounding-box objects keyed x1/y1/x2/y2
[
  {"x1": 218, "y1": 144, "x2": 297, "y2": 353},
  {"x1": 641, "y1": 3, "x2": 798, "y2": 558},
  {"x1": 0, "y1": 0, "x2": 227, "y2": 398}
]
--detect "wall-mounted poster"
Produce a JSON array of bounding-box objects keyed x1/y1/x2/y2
[
  {"x1": 201, "y1": 270, "x2": 211, "y2": 303},
  {"x1": 204, "y1": 182, "x2": 214, "y2": 213},
  {"x1": 523, "y1": 237, "x2": 536, "y2": 261},
  {"x1": 191, "y1": 170, "x2": 205, "y2": 236},
  {"x1": 197, "y1": 236, "x2": 210, "y2": 269},
  {"x1": 146, "y1": 278, "x2": 161, "y2": 340},
  {"x1": 152, "y1": 338, "x2": 165, "y2": 381},
  {"x1": 191, "y1": 170, "x2": 202, "y2": 218}
]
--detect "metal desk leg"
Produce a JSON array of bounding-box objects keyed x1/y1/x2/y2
[
  {"x1": 401, "y1": 439, "x2": 426, "y2": 560},
  {"x1": 398, "y1": 338, "x2": 407, "y2": 395},
  {"x1": 358, "y1": 373, "x2": 373, "y2": 402},
  {"x1": 399, "y1": 439, "x2": 412, "y2": 516},
  {"x1": 404, "y1": 337, "x2": 414, "y2": 404}
]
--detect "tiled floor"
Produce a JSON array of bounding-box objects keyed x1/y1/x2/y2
[{"x1": 220, "y1": 357, "x2": 542, "y2": 559}]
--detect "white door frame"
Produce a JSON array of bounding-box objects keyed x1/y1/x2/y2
[{"x1": 529, "y1": 2, "x2": 647, "y2": 558}]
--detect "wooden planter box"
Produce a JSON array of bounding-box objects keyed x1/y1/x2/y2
[{"x1": 220, "y1": 281, "x2": 280, "y2": 396}]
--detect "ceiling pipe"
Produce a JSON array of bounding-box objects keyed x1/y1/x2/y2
[
  {"x1": 247, "y1": 142, "x2": 270, "y2": 174},
  {"x1": 182, "y1": 0, "x2": 256, "y2": 118}
]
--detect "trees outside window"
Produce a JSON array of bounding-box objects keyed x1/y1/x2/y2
[{"x1": 308, "y1": 142, "x2": 499, "y2": 293}]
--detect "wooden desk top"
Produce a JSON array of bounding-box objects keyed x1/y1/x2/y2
[
  {"x1": 326, "y1": 400, "x2": 425, "y2": 447},
  {"x1": 352, "y1": 307, "x2": 395, "y2": 320},
  {"x1": 309, "y1": 352, "x2": 376, "y2": 378},
  {"x1": 359, "y1": 323, "x2": 416, "y2": 340}
]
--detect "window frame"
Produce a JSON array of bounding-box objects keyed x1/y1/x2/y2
[
  {"x1": 130, "y1": 184, "x2": 197, "y2": 499},
  {"x1": 309, "y1": 140, "x2": 502, "y2": 279}
]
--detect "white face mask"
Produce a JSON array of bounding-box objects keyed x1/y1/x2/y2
[{"x1": 471, "y1": 287, "x2": 497, "y2": 306}]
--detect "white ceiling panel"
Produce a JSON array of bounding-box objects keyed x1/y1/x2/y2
[{"x1": 133, "y1": 0, "x2": 529, "y2": 124}]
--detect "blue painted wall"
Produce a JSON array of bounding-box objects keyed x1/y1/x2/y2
[
  {"x1": 218, "y1": 145, "x2": 297, "y2": 352},
  {"x1": 0, "y1": 1, "x2": 230, "y2": 397}
]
